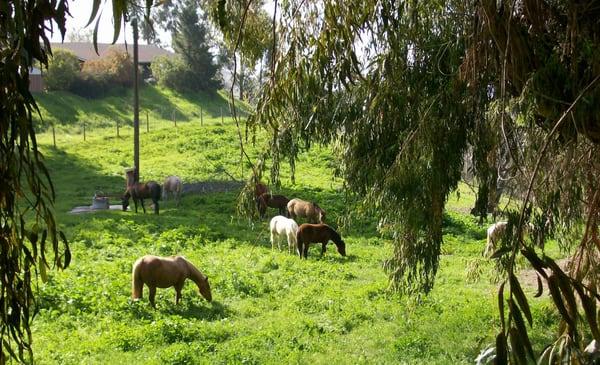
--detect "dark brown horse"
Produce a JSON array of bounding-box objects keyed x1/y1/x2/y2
[
  {"x1": 254, "y1": 182, "x2": 268, "y2": 198},
  {"x1": 122, "y1": 181, "x2": 162, "y2": 215},
  {"x1": 287, "y1": 198, "x2": 326, "y2": 223},
  {"x1": 257, "y1": 193, "x2": 290, "y2": 218},
  {"x1": 132, "y1": 255, "x2": 212, "y2": 308},
  {"x1": 296, "y1": 223, "x2": 346, "y2": 259}
]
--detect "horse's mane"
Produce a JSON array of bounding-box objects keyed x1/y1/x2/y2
[
  {"x1": 326, "y1": 225, "x2": 343, "y2": 244},
  {"x1": 182, "y1": 257, "x2": 207, "y2": 283}
]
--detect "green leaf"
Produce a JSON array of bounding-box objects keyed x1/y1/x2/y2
[{"x1": 86, "y1": 0, "x2": 102, "y2": 27}]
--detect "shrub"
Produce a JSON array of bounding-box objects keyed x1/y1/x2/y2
[
  {"x1": 151, "y1": 55, "x2": 192, "y2": 92},
  {"x1": 82, "y1": 47, "x2": 133, "y2": 87},
  {"x1": 45, "y1": 49, "x2": 80, "y2": 91}
]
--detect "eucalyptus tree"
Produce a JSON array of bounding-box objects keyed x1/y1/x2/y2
[
  {"x1": 208, "y1": 0, "x2": 600, "y2": 363},
  {"x1": 0, "y1": 1, "x2": 72, "y2": 362}
]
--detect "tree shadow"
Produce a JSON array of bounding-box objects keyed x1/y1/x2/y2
[
  {"x1": 164, "y1": 300, "x2": 231, "y2": 321},
  {"x1": 442, "y1": 212, "x2": 486, "y2": 241}
]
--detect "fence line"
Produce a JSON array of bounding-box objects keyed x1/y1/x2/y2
[{"x1": 44, "y1": 107, "x2": 247, "y2": 147}]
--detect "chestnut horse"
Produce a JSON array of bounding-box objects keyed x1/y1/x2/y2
[
  {"x1": 122, "y1": 181, "x2": 161, "y2": 215},
  {"x1": 131, "y1": 255, "x2": 212, "y2": 308},
  {"x1": 163, "y1": 175, "x2": 183, "y2": 207},
  {"x1": 287, "y1": 198, "x2": 326, "y2": 223},
  {"x1": 296, "y1": 223, "x2": 346, "y2": 259},
  {"x1": 269, "y1": 215, "x2": 299, "y2": 254},
  {"x1": 257, "y1": 193, "x2": 290, "y2": 218}
]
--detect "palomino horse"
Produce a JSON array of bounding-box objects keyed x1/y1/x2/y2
[
  {"x1": 122, "y1": 181, "x2": 162, "y2": 215},
  {"x1": 269, "y1": 215, "x2": 299, "y2": 254},
  {"x1": 296, "y1": 223, "x2": 346, "y2": 259},
  {"x1": 287, "y1": 198, "x2": 326, "y2": 223},
  {"x1": 257, "y1": 193, "x2": 290, "y2": 218},
  {"x1": 163, "y1": 176, "x2": 183, "y2": 206},
  {"x1": 131, "y1": 255, "x2": 212, "y2": 308}
]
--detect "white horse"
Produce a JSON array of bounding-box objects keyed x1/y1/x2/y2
[
  {"x1": 484, "y1": 221, "x2": 534, "y2": 256},
  {"x1": 162, "y1": 176, "x2": 183, "y2": 206},
  {"x1": 269, "y1": 215, "x2": 299, "y2": 254}
]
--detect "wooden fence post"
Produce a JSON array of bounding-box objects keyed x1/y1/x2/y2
[
  {"x1": 83, "y1": 121, "x2": 86, "y2": 141},
  {"x1": 220, "y1": 107, "x2": 223, "y2": 125},
  {"x1": 172, "y1": 109, "x2": 177, "y2": 127},
  {"x1": 52, "y1": 124, "x2": 56, "y2": 148},
  {"x1": 146, "y1": 111, "x2": 149, "y2": 132},
  {"x1": 116, "y1": 119, "x2": 120, "y2": 137},
  {"x1": 200, "y1": 107, "x2": 203, "y2": 126}
]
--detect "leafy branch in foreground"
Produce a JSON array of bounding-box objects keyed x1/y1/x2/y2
[{"x1": 0, "y1": 0, "x2": 73, "y2": 362}]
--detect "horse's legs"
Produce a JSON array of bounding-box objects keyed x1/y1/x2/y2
[
  {"x1": 154, "y1": 199, "x2": 159, "y2": 215},
  {"x1": 140, "y1": 198, "x2": 146, "y2": 214},
  {"x1": 174, "y1": 282, "x2": 184, "y2": 305},
  {"x1": 149, "y1": 286, "x2": 157, "y2": 308},
  {"x1": 321, "y1": 242, "x2": 327, "y2": 256},
  {"x1": 133, "y1": 198, "x2": 138, "y2": 213},
  {"x1": 270, "y1": 230, "x2": 275, "y2": 250},
  {"x1": 303, "y1": 242, "x2": 309, "y2": 259},
  {"x1": 287, "y1": 231, "x2": 295, "y2": 254}
]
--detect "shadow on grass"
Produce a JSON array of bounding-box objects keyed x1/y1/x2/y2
[
  {"x1": 165, "y1": 300, "x2": 231, "y2": 321},
  {"x1": 442, "y1": 212, "x2": 486, "y2": 241}
]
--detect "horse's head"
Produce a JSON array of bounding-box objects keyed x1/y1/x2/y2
[
  {"x1": 329, "y1": 227, "x2": 345, "y2": 256},
  {"x1": 121, "y1": 192, "x2": 131, "y2": 211},
  {"x1": 317, "y1": 207, "x2": 326, "y2": 223},
  {"x1": 199, "y1": 277, "x2": 212, "y2": 302}
]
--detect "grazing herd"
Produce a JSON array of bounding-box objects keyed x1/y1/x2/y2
[
  {"x1": 128, "y1": 181, "x2": 347, "y2": 307},
  {"x1": 124, "y1": 178, "x2": 524, "y2": 308}
]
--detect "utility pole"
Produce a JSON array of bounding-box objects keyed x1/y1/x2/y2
[{"x1": 133, "y1": 19, "x2": 140, "y2": 183}]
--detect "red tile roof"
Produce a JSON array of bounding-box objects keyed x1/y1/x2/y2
[{"x1": 51, "y1": 42, "x2": 173, "y2": 64}]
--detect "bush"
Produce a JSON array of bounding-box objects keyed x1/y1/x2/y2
[
  {"x1": 82, "y1": 47, "x2": 133, "y2": 87},
  {"x1": 151, "y1": 55, "x2": 192, "y2": 92},
  {"x1": 45, "y1": 49, "x2": 80, "y2": 91}
]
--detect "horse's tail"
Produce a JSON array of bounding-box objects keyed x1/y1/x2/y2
[{"x1": 132, "y1": 259, "x2": 143, "y2": 300}]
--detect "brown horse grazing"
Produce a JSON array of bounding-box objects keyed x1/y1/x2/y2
[
  {"x1": 257, "y1": 193, "x2": 290, "y2": 218},
  {"x1": 287, "y1": 198, "x2": 326, "y2": 223},
  {"x1": 131, "y1": 255, "x2": 212, "y2": 308},
  {"x1": 296, "y1": 223, "x2": 346, "y2": 259},
  {"x1": 122, "y1": 181, "x2": 161, "y2": 215}
]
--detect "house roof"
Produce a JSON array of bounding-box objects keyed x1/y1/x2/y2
[{"x1": 50, "y1": 42, "x2": 173, "y2": 64}]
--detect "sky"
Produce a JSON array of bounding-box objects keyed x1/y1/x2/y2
[
  {"x1": 50, "y1": 1, "x2": 276, "y2": 46},
  {"x1": 49, "y1": 1, "x2": 170, "y2": 45}
]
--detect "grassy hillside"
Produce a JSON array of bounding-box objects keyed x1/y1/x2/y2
[
  {"x1": 33, "y1": 85, "x2": 250, "y2": 134},
  {"x1": 28, "y1": 90, "x2": 563, "y2": 364}
]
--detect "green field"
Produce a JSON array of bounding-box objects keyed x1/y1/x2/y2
[{"x1": 29, "y1": 88, "x2": 561, "y2": 364}]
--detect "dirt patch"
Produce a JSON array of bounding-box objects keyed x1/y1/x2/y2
[{"x1": 519, "y1": 257, "x2": 571, "y2": 290}]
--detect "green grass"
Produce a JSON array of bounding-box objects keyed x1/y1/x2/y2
[
  {"x1": 33, "y1": 85, "x2": 250, "y2": 135},
  {"x1": 27, "y1": 89, "x2": 564, "y2": 364}
]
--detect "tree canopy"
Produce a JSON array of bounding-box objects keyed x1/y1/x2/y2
[{"x1": 213, "y1": 0, "x2": 600, "y2": 362}]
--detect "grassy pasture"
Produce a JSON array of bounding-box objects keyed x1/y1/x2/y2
[{"x1": 28, "y1": 89, "x2": 561, "y2": 364}]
